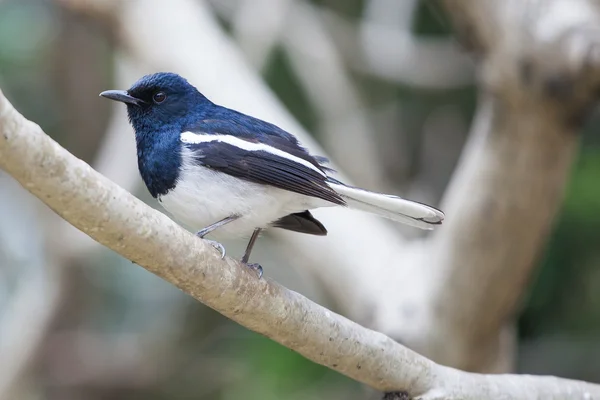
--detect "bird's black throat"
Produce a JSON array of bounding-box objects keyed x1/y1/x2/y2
[{"x1": 135, "y1": 129, "x2": 182, "y2": 198}]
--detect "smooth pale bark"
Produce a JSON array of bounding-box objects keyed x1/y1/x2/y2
[
  {"x1": 1, "y1": 85, "x2": 600, "y2": 399},
  {"x1": 58, "y1": 0, "x2": 600, "y2": 374}
]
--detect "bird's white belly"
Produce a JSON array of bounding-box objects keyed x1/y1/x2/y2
[{"x1": 158, "y1": 164, "x2": 317, "y2": 239}]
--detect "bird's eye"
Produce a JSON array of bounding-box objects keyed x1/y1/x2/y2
[{"x1": 153, "y1": 92, "x2": 167, "y2": 104}]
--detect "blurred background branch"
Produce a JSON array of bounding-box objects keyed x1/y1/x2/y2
[
  {"x1": 357, "y1": 0, "x2": 473, "y2": 89},
  {"x1": 422, "y1": 0, "x2": 600, "y2": 372},
  {"x1": 0, "y1": 174, "x2": 63, "y2": 400}
]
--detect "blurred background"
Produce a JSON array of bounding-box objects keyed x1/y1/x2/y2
[{"x1": 0, "y1": 0, "x2": 599, "y2": 399}]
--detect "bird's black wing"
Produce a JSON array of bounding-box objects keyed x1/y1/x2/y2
[
  {"x1": 186, "y1": 114, "x2": 336, "y2": 172},
  {"x1": 181, "y1": 124, "x2": 345, "y2": 205}
]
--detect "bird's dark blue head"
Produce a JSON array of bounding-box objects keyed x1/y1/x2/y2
[
  {"x1": 100, "y1": 72, "x2": 212, "y2": 133},
  {"x1": 100, "y1": 73, "x2": 213, "y2": 198}
]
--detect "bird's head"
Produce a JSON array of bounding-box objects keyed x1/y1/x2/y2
[{"x1": 100, "y1": 72, "x2": 211, "y2": 132}]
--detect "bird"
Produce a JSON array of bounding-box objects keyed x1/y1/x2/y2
[{"x1": 100, "y1": 72, "x2": 444, "y2": 278}]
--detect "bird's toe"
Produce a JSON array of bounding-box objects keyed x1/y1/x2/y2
[
  {"x1": 244, "y1": 262, "x2": 263, "y2": 279},
  {"x1": 204, "y1": 239, "x2": 226, "y2": 259}
]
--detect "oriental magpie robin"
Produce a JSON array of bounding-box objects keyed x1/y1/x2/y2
[{"x1": 100, "y1": 72, "x2": 444, "y2": 278}]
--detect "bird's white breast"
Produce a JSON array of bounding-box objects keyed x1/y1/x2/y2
[{"x1": 157, "y1": 147, "x2": 319, "y2": 239}]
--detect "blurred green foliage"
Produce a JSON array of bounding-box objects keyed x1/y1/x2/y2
[{"x1": 0, "y1": 0, "x2": 60, "y2": 132}]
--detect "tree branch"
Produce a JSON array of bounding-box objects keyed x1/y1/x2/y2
[
  {"x1": 57, "y1": 0, "x2": 600, "y2": 378},
  {"x1": 0, "y1": 85, "x2": 413, "y2": 391},
  {"x1": 413, "y1": 0, "x2": 600, "y2": 371},
  {"x1": 1, "y1": 82, "x2": 600, "y2": 400}
]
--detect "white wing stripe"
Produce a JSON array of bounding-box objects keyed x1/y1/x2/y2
[{"x1": 180, "y1": 131, "x2": 326, "y2": 176}]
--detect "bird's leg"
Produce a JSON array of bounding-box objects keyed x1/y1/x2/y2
[
  {"x1": 240, "y1": 228, "x2": 261, "y2": 264},
  {"x1": 241, "y1": 228, "x2": 263, "y2": 279},
  {"x1": 195, "y1": 215, "x2": 240, "y2": 259}
]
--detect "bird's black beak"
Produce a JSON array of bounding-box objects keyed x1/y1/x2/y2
[{"x1": 99, "y1": 90, "x2": 146, "y2": 106}]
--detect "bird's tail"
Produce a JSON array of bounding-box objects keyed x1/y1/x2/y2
[{"x1": 327, "y1": 179, "x2": 444, "y2": 230}]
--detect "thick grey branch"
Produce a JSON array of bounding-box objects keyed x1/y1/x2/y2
[
  {"x1": 1, "y1": 83, "x2": 600, "y2": 400},
  {"x1": 58, "y1": 0, "x2": 600, "y2": 375},
  {"x1": 0, "y1": 85, "x2": 424, "y2": 392}
]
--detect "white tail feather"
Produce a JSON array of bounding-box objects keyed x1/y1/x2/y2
[{"x1": 328, "y1": 182, "x2": 444, "y2": 230}]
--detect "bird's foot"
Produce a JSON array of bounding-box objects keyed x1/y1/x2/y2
[
  {"x1": 243, "y1": 262, "x2": 263, "y2": 279},
  {"x1": 202, "y1": 239, "x2": 226, "y2": 259}
]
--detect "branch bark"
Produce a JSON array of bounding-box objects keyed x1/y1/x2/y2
[
  {"x1": 1, "y1": 83, "x2": 600, "y2": 400},
  {"x1": 58, "y1": 0, "x2": 600, "y2": 374}
]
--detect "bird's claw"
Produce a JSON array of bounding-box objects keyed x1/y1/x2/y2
[
  {"x1": 244, "y1": 262, "x2": 263, "y2": 279},
  {"x1": 204, "y1": 239, "x2": 226, "y2": 259}
]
